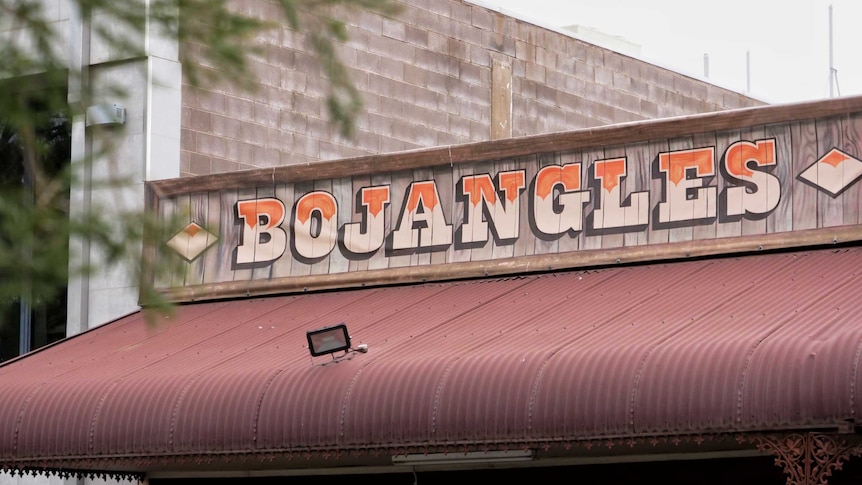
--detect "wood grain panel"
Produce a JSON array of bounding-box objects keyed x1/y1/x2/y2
[
  {"x1": 622, "y1": 141, "x2": 651, "y2": 248},
  {"x1": 156, "y1": 197, "x2": 178, "y2": 289},
  {"x1": 766, "y1": 122, "x2": 793, "y2": 234},
  {"x1": 411, "y1": 167, "x2": 436, "y2": 267},
  {"x1": 790, "y1": 120, "x2": 818, "y2": 231},
  {"x1": 666, "y1": 135, "x2": 695, "y2": 243},
  {"x1": 692, "y1": 131, "x2": 718, "y2": 242},
  {"x1": 841, "y1": 112, "x2": 862, "y2": 226},
  {"x1": 288, "y1": 181, "x2": 313, "y2": 278},
  {"x1": 367, "y1": 172, "x2": 392, "y2": 271},
  {"x1": 579, "y1": 148, "x2": 604, "y2": 251},
  {"x1": 271, "y1": 182, "x2": 296, "y2": 279},
  {"x1": 149, "y1": 99, "x2": 862, "y2": 301},
  {"x1": 309, "y1": 178, "x2": 333, "y2": 276},
  {"x1": 715, "y1": 128, "x2": 742, "y2": 239},
  {"x1": 646, "y1": 138, "x2": 670, "y2": 246},
  {"x1": 214, "y1": 189, "x2": 239, "y2": 284},
  {"x1": 328, "y1": 177, "x2": 352, "y2": 275},
  {"x1": 385, "y1": 171, "x2": 412, "y2": 269},
  {"x1": 596, "y1": 145, "x2": 626, "y2": 249},
  {"x1": 550, "y1": 151, "x2": 580, "y2": 256},
  {"x1": 816, "y1": 116, "x2": 844, "y2": 228},
  {"x1": 533, "y1": 152, "x2": 562, "y2": 255},
  {"x1": 251, "y1": 185, "x2": 275, "y2": 282},
  {"x1": 232, "y1": 188, "x2": 256, "y2": 282},
  {"x1": 450, "y1": 158, "x2": 473, "y2": 264},
  {"x1": 347, "y1": 174, "x2": 372, "y2": 273},
  {"x1": 463, "y1": 160, "x2": 494, "y2": 264},
  {"x1": 170, "y1": 194, "x2": 193, "y2": 288},
  {"x1": 513, "y1": 154, "x2": 539, "y2": 258},
  {"x1": 201, "y1": 191, "x2": 221, "y2": 285},
  {"x1": 185, "y1": 193, "x2": 208, "y2": 286},
  {"x1": 740, "y1": 125, "x2": 766, "y2": 237},
  {"x1": 490, "y1": 159, "x2": 517, "y2": 261},
  {"x1": 433, "y1": 163, "x2": 455, "y2": 265},
  {"x1": 160, "y1": 225, "x2": 862, "y2": 303}
]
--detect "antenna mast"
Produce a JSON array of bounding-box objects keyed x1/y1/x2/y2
[
  {"x1": 746, "y1": 50, "x2": 751, "y2": 93},
  {"x1": 828, "y1": 4, "x2": 840, "y2": 97}
]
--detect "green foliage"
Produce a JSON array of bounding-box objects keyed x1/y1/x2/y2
[
  {"x1": 3, "y1": 0, "x2": 398, "y2": 135},
  {"x1": 0, "y1": 0, "x2": 400, "y2": 326},
  {"x1": 0, "y1": 81, "x2": 70, "y2": 306}
]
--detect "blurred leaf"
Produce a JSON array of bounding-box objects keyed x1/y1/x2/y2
[{"x1": 0, "y1": 0, "x2": 400, "y2": 330}]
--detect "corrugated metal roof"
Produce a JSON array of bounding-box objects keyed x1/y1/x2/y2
[{"x1": 1, "y1": 246, "x2": 862, "y2": 474}]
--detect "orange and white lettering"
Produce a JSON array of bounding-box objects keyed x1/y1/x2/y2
[
  {"x1": 341, "y1": 185, "x2": 391, "y2": 255},
  {"x1": 722, "y1": 139, "x2": 779, "y2": 218},
  {"x1": 235, "y1": 198, "x2": 287, "y2": 265},
  {"x1": 590, "y1": 157, "x2": 648, "y2": 229},
  {"x1": 459, "y1": 170, "x2": 526, "y2": 244},
  {"x1": 532, "y1": 164, "x2": 590, "y2": 235},
  {"x1": 657, "y1": 147, "x2": 716, "y2": 223},
  {"x1": 293, "y1": 191, "x2": 338, "y2": 260},
  {"x1": 391, "y1": 181, "x2": 452, "y2": 250}
]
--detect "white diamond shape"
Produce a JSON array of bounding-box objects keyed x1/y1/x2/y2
[
  {"x1": 798, "y1": 148, "x2": 862, "y2": 197},
  {"x1": 166, "y1": 222, "x2": 218, "y2": 262}
]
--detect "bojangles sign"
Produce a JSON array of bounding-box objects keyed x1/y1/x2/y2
[
  {"x1": 227, "y1": 140, "x2": 786, "y2": 266},
  {"x1": 150, "y1": 97, "x2": 862, "y2": 300}
]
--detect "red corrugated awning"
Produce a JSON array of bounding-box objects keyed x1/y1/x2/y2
[{"x1": 2, "y1": 246, "x2": 862, "y2": 477}]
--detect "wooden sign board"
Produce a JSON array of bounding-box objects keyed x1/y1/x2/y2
[{"x1": 148, "y1": 96, "x2": 862, "y2": 302}]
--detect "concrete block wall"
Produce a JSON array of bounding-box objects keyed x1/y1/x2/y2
[
  {"x1": 0, "y1": 0, "x2": 70, "y2": 67},
  {"x1": 180, "y1": 0, "x2": 765, "y2": 176}
]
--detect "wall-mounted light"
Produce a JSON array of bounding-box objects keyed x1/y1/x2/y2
[
  {"x1": 85, "y1": 103, "x2": 126, "y2": 127},
  {"x1": 307, "y1": 323, "x2": 351, "y2": 357},
  {"x1": 306, "y1": 323, "x2": 368, "y2": 363}
]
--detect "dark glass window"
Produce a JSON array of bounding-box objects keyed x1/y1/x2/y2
[{"x1": 0, "y1": 79, "x2": 70, "y2": 362}]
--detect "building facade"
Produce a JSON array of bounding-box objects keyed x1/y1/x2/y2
[
  {"x1": 2, "y1": 0, "x2": 762, "y2": 346},
  {"x1": 21, "y1": 1, "x2": 862, "y2": 484},
  {"x1": 0, "y1": 0, "x2": 762, "y2": 362}
]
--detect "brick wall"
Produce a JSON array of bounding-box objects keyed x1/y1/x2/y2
[{"x1": 180, "y1": 0, "x2": 764, "y2": 176}]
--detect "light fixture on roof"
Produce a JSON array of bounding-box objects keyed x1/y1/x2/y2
[
  {"x1": 306, "y1": 323, "x2": 367, "y2": 364},
  {"x1": 392, "y1": 450, "x2": 534, "y2": 467}
]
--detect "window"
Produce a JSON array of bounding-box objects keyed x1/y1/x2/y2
[{"x1": 0, "y1": 78, "x2": 70, "y2": 361}]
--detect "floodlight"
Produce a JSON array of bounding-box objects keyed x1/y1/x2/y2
[{"x1": 306, "y1": 323, "x2": 351, "y2": 357}]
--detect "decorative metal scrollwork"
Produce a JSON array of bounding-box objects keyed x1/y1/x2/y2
[{"x1": 752, "y1": 433, "x2": 862, "y2": 485}]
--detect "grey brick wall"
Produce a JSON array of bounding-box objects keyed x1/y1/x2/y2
[{"x1": 180, "y1": 0, "x2": 764, "y2": 176}]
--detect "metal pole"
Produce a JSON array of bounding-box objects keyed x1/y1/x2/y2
[
  {"x1": 18, "y1": 131, "x2": 33, "y2": 356},
  {"x1": 703, "y1": 53, "x2": 709, "y2": 78},
  {"x1": 829, "y1": 4, "x2": 834, "y2": 97},
  {"x1": 18, "y1": 233, "x2": 31, "y2": 355},
  {"x1": 746, "y1": 50, "x2": 751, "y2": 93}
]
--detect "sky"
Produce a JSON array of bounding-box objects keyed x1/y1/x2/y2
[{"x1": 478, "y1": 0, "x2": 862, "y2": 104}]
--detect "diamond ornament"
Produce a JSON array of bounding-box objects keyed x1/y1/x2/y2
[
  {"x1": 166, "y1": 222, "x2": 218, "y2": 262},
  {"x1": 797, "y1": 148, "x2": 862, "y2": 197}
]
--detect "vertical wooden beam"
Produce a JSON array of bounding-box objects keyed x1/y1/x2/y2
[{"x1": 491, "y1": 58, "x2": 512, "y2": 140}]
